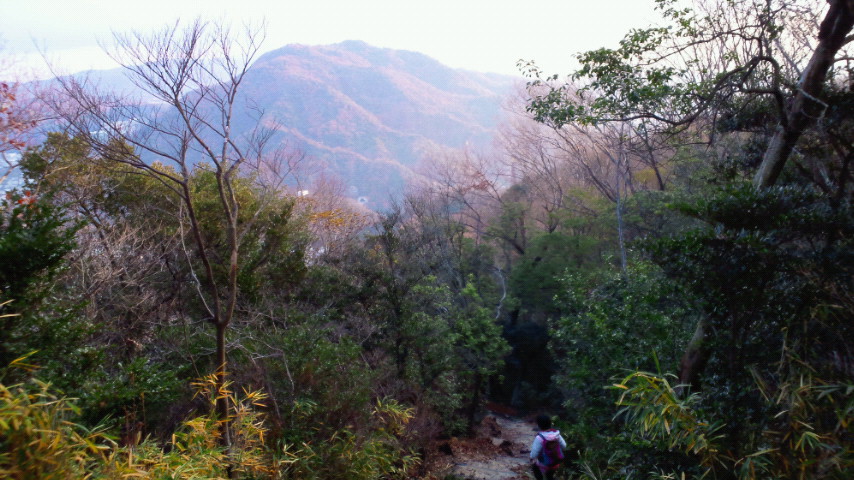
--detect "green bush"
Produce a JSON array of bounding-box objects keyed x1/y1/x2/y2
[
  {"x1": 0, "y1": 369, "x2": 420, "y2": 479},
  {"x1": 0, "y1": 373, "x2": 112, "y2": 479}
]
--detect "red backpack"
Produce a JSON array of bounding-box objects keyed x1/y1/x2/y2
[{"x1": 537, "y1": 432, "x2": 565, "y2": 471}]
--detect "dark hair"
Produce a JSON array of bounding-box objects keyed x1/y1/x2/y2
[{"x1": 536, "y1": 414, "x2": 552, "y2": 430}]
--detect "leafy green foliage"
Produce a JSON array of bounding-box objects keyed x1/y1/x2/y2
[
  {"x1": 618, "y1": 182, "x2": 854, "y2": 479},
  {"x1": 538, "y1": 166, "x2": 852, "y2": 479},
  {"x1": 0, "y1": 369, "x2": 420, "y2": 479},
  {"x1": 613, "y1": 372, "x2": 723, "y2": 472},
  {"x1": 75, "y1": 357, "x2": 184, "y2": 429},
  {"x1": 553, "y1": 262, "x2": 693, "y2": 408},
  {"x1": 189, "y1": 168, "x2": 308, "y2": 304},
  {"x1": 550, "y1": 261, "x2": 697, "y2": 478},
  {"x1": 0, "y1": 188, "x2": 85, "y2": 382},
  {"x1": 521, "y1": 0, "x2": 796, "y2": 131},
  {"x1": 244, "y1": 318, "x2": 377, "y2": 436},
  {"x1": 388, "y1": 276, "x2": 508, "y2": 434},
  {"x1": 614, "y1": 368, "x2": 853, "y2": 480},
  {"x1": 278, "y1": 398, "x2": 419, "y2": 480},
  {"x1": 0, "y1": 373, "x2": 113, "y2": 479},
  {"x1": 0, "y1": 190, "x2": 76, "y2": 303},
  {"x1": 327, "y1": 205, "x2": 511, "y2": 435},
  {"x1": 509, "y1": 232, "x2": 602, "y2": 316}
]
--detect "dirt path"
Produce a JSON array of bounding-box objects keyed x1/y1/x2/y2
[{"x1": 446, "y1": 414, "x2": 537, "y2": 480}]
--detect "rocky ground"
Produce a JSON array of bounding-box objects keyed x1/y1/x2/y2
[{"x1": 429, "y1": 412, "x2": 539, "y2": 480}]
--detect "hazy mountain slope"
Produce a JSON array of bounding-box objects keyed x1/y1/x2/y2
[
  {"x1": 42, "y1": 41, "x2": 517, "y2": 205},
  {"x1": 240, "y1": 41, "x2": 516, "y2": 204}
]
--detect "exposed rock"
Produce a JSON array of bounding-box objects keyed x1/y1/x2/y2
[
  {"x1": 499, "y1": 440, "x2": 515, "y2": 456},
  {"x1": 446, "y1": 415, "x2": 536, "y2": 480},
  {"x1": 478, "y1": 414, "x2": 502, "y2": 437}
]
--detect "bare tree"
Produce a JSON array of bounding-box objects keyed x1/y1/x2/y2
[
  {"x1": 497, "y1": 109, "x2": 577, "y2": 234},
  {"x1": 754, "y1": 0, "x2": 854, "y2": 186},
  {"x1": 299, "y1": 173, "x2": 374, "y2": 261},
  {"x1": 47, "y1": 19, "x2": 284, "y2": 447},
  {"x1": 526, "y1": 0, "x2": 854, "y2": 191},
  {"x1": 1, "y1": 72, "x2": 40, "y2": 186},
  {"x1": 415, "y1": 146, "x2": 507, "y2": 247}
]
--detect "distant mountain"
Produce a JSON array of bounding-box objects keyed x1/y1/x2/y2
[
  {"x1": 240, "y1": 41, "x2": 516, "y2": 204},
  {"x1": 42, "y1": 41, "x2": 518, "y2": 205}
]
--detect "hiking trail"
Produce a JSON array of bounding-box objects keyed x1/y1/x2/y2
[{"x1": 437, "y1": 410, "x2": 538, "y2": 480}]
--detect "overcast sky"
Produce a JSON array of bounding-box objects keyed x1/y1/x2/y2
[{"x1": 1, "y1": 0, "x2": 662, "y2": 79}]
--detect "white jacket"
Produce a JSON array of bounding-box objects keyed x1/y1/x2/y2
[{"x1": 529, "y1": 429, "x2": 567, "y2": 464}]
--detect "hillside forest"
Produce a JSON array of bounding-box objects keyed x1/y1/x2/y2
[{"x1": 1, "y1": 1, "x2": 852, "y2": 479}]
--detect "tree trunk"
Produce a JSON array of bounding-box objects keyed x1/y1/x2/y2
[
  {"x1": 682, "y1": 0, "x2": 854, "y2": 394},
  {"x1": 466, "y1": 372, "x2": 483, "y2": 435},
  {"x1": 754, "y1": 0, "x2": 854, "y2": 188},
  {"x1": 677, "y1": 318, "x2": 707, "y2": 394},
  {"x1": 215, "y1": 322, "x2": 232, "y2": 446}
]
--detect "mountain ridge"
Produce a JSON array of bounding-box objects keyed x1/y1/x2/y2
[
  {"x1": 39, "y1": 41, "x2": 519, "y2": 205},
  {"x1": 236, "y1": 40, "x2": 517, "y2": 204}
]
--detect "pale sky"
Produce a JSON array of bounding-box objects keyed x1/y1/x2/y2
[{"x1": 1, "y1": 0, "x2": 662, "y2": 79}]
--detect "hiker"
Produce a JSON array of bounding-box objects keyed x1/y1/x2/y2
[{"x1": 529, "y1": 414, "x2": 567, "y2": 480}]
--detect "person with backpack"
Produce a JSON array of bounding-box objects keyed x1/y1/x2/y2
[{"x1": 529, "y1": 414, "x2": 567, "y2": 480}]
